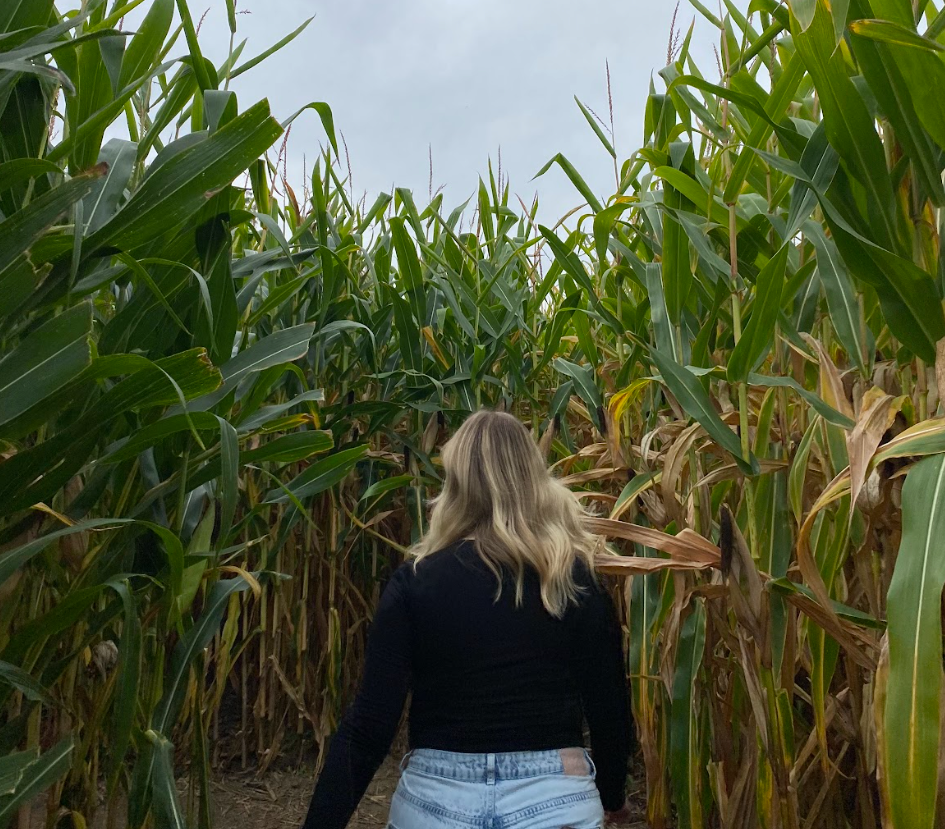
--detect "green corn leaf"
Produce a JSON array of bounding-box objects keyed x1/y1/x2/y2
[
  {"x1": 884, "y1": 454, "x2": 945, "y2": 829},
  {"x1": 102, "y1": 412, "x2": 219, "y2": 464},
  {"x1": 267, "y1": 445, "x2": 368, "y2": 503},
  {"x1": 611, "y1": 470, "x2": 661, "y2": 518},
  {"x1": 728, "y1": 244, "x2": 789, "y2": 383},
  {"x1": 178, "y1": 324, "x2": 316, "y2": 414},
  {"x1": 662, "y1": 143, "x2": 696, "y2": 325},
  {"x1": 86, "y1": 100, "x2": 282, "y2": 253},
  {"x1": 848, "y1": 23, "x2": 945, "y2": 206},
  {"x1": 0, "y1": 351, "x2": 220, "y2": 516},
  {"x1": 216, "y1": 416, "x2": 239, "y2": 544},
  {"x1": 652, "y1": 349, "x2": 759, "y2": 474},
  {"x1": 0, "y1": 520, "x2": 132, "y2": 588},
  {"x1": 241, "y1": 430, "x2": 334, "y2": 464},
  {"x1": 360, "y1": 474, "x2": 416, "y2": 503},
  {"x1": 229, "y1": 17, "x2": 314, "y2": 82},
  {"x1": 82, "y1": 138, "x2": 137, "y2": 234},
  {"x1": 747, "y1": 374, "x2": 855, "y2": 429},
  {"x1": 789, "y1": 416, "x2": 820, "y2": 522},
  {"x1": 281, "y1": 100, "x2": 337, "y2": 155},
  {"x1": 0, "y1": 166, "x2": 102, "y2": 275},
  {"x1": 724, "y1": 52, "x2": 806, "y2": 203},
  {"x1": 823, "y1": 208, "x2": 945, "y2": 363},
  {"x1": 669, "y1": 600, "x2": 706, "y2": 829},
  {"x1": 235, "y1": 390, "x2": 325, "y2": 432},
  {"x1": 539, "y1": 226, "x2": 597, "y2": 298},
  {"x1": 645, "y1": 263, "x2": 677, "y2": 357},
  {"x1": 533, "y1": 153, "x2": 603, "y2": 213},
  {"x1": 0, "y1": 750, "x2": 37, "y2": 798},
  {"x1": 0, "y1": 661, "x2": 52, "y2": 703},
  {"x1": 592, "y1": 202, "x2": 632, "y2": 264},
  {"x1": 791, "y1": 0, "x2": 899, "y2": 251},
  {"x1": 0, "y1": 736, "x2": 74, "y2": 828},
  {"x1": 806, "y1": 224, "x2": 868, "y2": 375},
  {"x1": 788, "y1": 0, "x2": 817, "y2": 32},
  {"x1": 0, "y1": 302, "x2": 92, "y2": 428},
  {"x1": 147, "y1": 731, "x2": 188, "y2": 829},
  {"x1": 107, "y1": 578, "x2": 141, "y2": 780},
  {"x1": 553, "y1": 358, "x2": 603, "y2": 429},
  {"x1": 850, "y1": 18, "x2": 944, "y2": 52},
  {"x1": 574, "y1": 96, "x2": 616, "y2": 159},
  {"x1": 152, "y1": 573, "x2": 256, "y2": 739},
  {"x1": 118, "y1": 0, "x2": 173, "y2": 89},
  {"x1": 768, "y1": 578, "x2": 885, "y2": 629},
  {"x1": 193, "y1": 213, "x2": 237, "y2": 365}
]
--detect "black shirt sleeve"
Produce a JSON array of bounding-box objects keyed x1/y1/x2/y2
[
  {"x1": 301, "y1": 564, "x2": 412, "y2": 829},
  {"x1": 574, "y1": 574, "x2": 632, "y2": 812}
]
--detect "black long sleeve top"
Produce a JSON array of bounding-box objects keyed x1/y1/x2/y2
[{"x1": 302, "y1": 540, "x2": 632, "y2": 829}]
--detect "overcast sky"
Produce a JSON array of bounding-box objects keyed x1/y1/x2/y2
[{"x1": 129, "y1": 1, "x2": 739, "y2": 223}]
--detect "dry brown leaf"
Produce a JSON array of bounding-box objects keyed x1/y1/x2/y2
[
  {"x1": 420, "y1": 411, "x2": 440, "y2": 454},
  {"x1": 802, "y1": 333, "x2": 854, "y2": 421},
  {"x1": 538, "y1": 415, "x2": 558, "y2": 458},
  {"x1": 846, "y1": 390, "x2": 895, "y2": 523},
  {"x1": 560, "y1": 467, "x2": 628, "y2": 486},
  {"x1": 936, "y1": 337, "x2": 945, "y2": 406},
  {"x1": 781, "y1": 589, "x2": 877, "y2": 670},
  {"x1": 594, "y1": 554, "x2": 715, "y2": 576},
  {"x1": 585, "y1": 516, "x2": 720, "y2": 564},
  {"x1": 660, "y1": 421, "x2": 705, "y2": 526}
]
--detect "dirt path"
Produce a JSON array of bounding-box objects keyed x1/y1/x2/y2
[{"x1": 195, "y1": 756, "x2": 402, "y2": 829}]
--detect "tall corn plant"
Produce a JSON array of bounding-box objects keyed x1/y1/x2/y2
[
  {"x1": 0, "y1": 0, "x2": 334, "y2": 826},
  {"x1": 525, "y1": 1, "x2": 945, "y2": 827}
]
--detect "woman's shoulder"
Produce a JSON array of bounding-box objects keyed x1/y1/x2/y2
[
  {"x1": 570, "y1": 556, "x2": 602, "y2": 590},
  {"x1": 390, "y1": 540, "x2": 474, "y2": 583},
  {"x1": 414, "y1": 538, "x2": 477, "y2": 568}
]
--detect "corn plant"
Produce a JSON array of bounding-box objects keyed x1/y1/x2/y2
[
  {"x1": 531, "y1": 2, "x2": 945, "y2": 827},
  {"x1": 0, "y1": 0, "x2": 328, "y2": 826}
]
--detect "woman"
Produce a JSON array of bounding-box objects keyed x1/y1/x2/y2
[{"x1": 302, "y1": 410, "x2": 633, "y2": 829}]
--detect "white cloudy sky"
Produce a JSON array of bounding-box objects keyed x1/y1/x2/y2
[{"x1": 125, "y1": 1, "x2": 741, "y2": 223}]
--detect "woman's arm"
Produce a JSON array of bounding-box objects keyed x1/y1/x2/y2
[
  {"x1": 575, "y1": 577, "x2": 633, "y2": 813},
  {"x1": 301, "y1": 565, "x2": 412, "y2": 829}
]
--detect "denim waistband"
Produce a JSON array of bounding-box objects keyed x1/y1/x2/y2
[{"x1": 401, "y1": 747, "x2": 589, "y2": 782}]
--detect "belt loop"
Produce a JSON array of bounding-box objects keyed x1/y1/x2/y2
[
  {"x1": 486, "y1": 753, "x2": 497, "y2": 785},
  {"x1": 399, "y1": 750, "x2": 414, "y2": 772}
]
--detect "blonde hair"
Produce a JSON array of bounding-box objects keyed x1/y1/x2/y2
[{"x1": 410, "y1": 410, "x2": 601, "y2": 618}]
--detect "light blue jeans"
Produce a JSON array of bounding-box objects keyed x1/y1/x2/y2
[{"x1": 387, "y1": 747, "x2": 605, "y2": 829}]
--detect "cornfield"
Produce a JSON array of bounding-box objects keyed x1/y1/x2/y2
[{"x1": 4, "y1": 0, "x2": 945, "y2": 827}]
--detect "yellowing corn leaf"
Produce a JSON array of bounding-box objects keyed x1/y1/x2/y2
[
  {"x1": 802, "y1": 334, "x2": 854, "y2": 423},
  {"x1": 846, "y1": 389, "x2": 896, "y2": 524}
]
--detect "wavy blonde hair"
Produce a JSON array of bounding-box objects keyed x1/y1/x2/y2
[{"x1": 410, "y1": 410, "x2": 601, "y2": 618}]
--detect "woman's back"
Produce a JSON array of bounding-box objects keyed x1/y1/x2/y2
[
  {"x1": 407, "y1": 541, "x2": 618, "y2": 759},
  {"x1": 304, "y1": 541, "x2": 630, "y2": 828},
  {"x1": 303, "y1": 411, "x2": 632, "y2": 828}
]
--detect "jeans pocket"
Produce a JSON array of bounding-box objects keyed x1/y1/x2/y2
[{"x1": 560, "y1": 747, "x2": 597, "y2": 779}]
